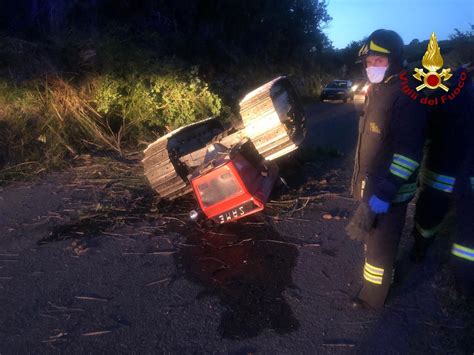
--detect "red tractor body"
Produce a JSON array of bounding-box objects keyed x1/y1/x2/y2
[{"x1": 190, "y1": 146, "x2": 279, "y2": 224}]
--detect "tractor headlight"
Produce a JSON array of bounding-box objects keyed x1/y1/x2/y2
[{"x1": 189, "y1": 210, "x2": 200, "y2": 221}]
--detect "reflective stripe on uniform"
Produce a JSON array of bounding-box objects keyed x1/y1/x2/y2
[
  {"x1": 415, "y1": 222, "x2": 443, "y2": 239},
  {"x1": 393, "y1": 154, "x2": 419, "y2": 170},
  {"x1": 421, "y1": 170, "x2": 455, "y2": 193},
  {"x1": 364, "y1": 271, "x2": 382, "y2": 284},
  {"x1": 358, "y1": 43, "x2": 368, "y2": 56},
  {"x1": 363, "y1": 261, "x2": 384, "y2": 285},
  {"x1": 423, "y1": 179, "x2": 454, "y2": 192},
  {"x1": 397, "y1": 182, "x2": 417, "y2": 193},
  {"x1": 369, "y1": 40, "x2": 391, "y2": 54},
  {"x1": 390, "y1": 154, "x2": 419, "y2": 180},
  {"x1": 452, "y1": 243, "x2": 474, "y2": 262},
  {"x1": 361, "y1": 179, "x2": 366, "y2": 199},
  {"x1": 392, "y1": 183, "x2": 417, "y2": 203},
  {"x1": 390, "y1": 164, "x2": 411, "y2": 180},
  {"x1": 424, "y1": 170, "x2": 455, "y2": 185}
]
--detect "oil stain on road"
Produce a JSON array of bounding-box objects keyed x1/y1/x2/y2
[{"x1": 174, "y1": 220, "x2": 300, "y2": 339}]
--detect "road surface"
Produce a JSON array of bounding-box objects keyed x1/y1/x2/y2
[{"x1": 0, "y1": 100, "x2": 472, "y2": 353}]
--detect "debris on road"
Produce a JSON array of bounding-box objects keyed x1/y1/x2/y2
[{"x1": 82, "y1": 330, "x2": 112, "y2": 337}]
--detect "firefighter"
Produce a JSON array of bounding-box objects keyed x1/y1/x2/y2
[
  {"x1": 347, "y1": 29, "x2": 428, "y2": 309},
  {"x1": 411, "y1": 68, "x2": 473, "y2": 263},
  {"x1": 412, "y1": 68, "x2": 474, "y2": 296},
  {"x1": 452, "y1": 124, "x2": 474, "y2": 297}
]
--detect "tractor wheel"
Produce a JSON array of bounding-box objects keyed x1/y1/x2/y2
[
  {"x1": 240, "y1": 77, "x2": 306, "y2": 161},
  {"x1": 142, "y1": 138, "x2": 190, "y2": 200},
  {"x1": 143, "y1": 118, "x2": 229, "y2": 200}
]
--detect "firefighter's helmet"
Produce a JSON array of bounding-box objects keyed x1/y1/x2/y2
[{"x1": 359, "y1": 29, "x2": 404, "y2": 68}]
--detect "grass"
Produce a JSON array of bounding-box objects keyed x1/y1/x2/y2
[{"x1": 0, "y1": 38, "x2": 226, "y2": 184}]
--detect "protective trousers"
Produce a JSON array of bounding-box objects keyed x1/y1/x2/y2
[
  {"x1": 413, "y1": 183, "x2": 451, "y2": 242},
  {"x1": 452, "y1": 176, "x2": 474, "y2": 296},
  {"x1": 358, "y1": 203, "x2": 408, "y2": 308},
  {"x1": 414, "y1": 173, "x2": 474, "y2": 296}
]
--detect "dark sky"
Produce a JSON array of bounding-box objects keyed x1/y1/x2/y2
[{"x1": 324, "y1": 0, "x2": 474, "y2": 48}]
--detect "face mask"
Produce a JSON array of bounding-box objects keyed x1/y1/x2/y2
[{"x1": 366, "y1": 66, "x2": 388, "y2": 83}]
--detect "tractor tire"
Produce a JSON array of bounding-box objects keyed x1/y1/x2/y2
[
  {"x1": 142, "y1": 140, "x2": 190, "y2": 200},
  {"x1": 143, "y1": 118, "x2": 230, "y2": 200},
  {"x1": 239, "y1": 77, "x2": 306, "y2": 161}
]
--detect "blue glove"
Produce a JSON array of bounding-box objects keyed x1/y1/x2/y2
[{"x1": 368, "y1": 195, "x2": 390, "y2": 214}]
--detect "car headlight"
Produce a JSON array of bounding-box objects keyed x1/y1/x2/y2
[
  {"x1": 351, "y1": 85, "x2": 357, "y2": 91},
  {"x1": 362, "y1": 84, "x2": 369, "y2": 93}
]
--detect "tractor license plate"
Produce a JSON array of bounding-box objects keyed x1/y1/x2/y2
[{"x1": 215, "y1": 201, "x2": 255, "y2": 224}]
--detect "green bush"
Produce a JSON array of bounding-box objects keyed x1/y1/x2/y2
[
  {"x1": 92, "y1": 65, "x2": 223, "y2": 131},
  {"x1": 0, "y1": 41, "x2": 225, "y2": 183}
]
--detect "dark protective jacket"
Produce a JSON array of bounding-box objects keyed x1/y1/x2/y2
[
  {"x1": 450, "y1": 69, "x2": 474, "y2": 207},
  {"x1": 421, "y1": 69, "x2": 473, "y2": 193},
  {"x1": 352, "y1": 73, "x2": 427, "y2": 204}
]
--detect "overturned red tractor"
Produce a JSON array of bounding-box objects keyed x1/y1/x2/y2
[{"x1": 142, "y1": 77, "x2": 306, "y2": 223}]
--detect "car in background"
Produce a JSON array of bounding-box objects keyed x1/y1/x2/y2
[
  {"x1": 320, "y1": 80, "x2": 355, "y2": 103},
  {"x1": 353, "y1": 80, "x2": 370, "y2": 102}
]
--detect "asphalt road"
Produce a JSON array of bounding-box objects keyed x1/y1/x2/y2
[
  {"x1": 304, "y1": 99, "x2": 360, "y2": 156},
  {"x1": 0, "y1": 100, "x2": 472, "y2": 353}
]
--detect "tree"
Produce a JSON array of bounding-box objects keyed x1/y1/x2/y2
[{"x1": 0, "y1": 0, "x2": 333, "y2": 67}]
